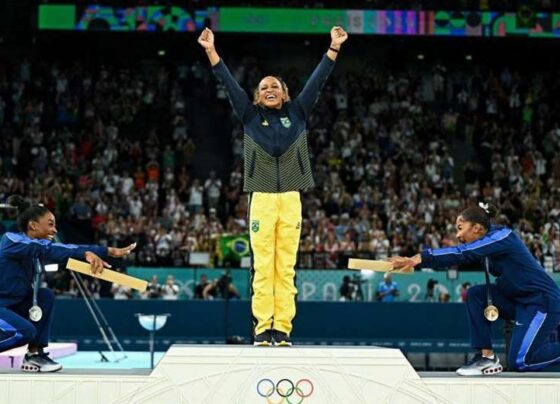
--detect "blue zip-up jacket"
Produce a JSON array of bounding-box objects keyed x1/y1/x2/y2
[
  {"x1": 213, "y1": 55, "x2": 335, "y2": 193},
  {"x1": 0, "y1": 232, "x2": 108, "y2": 306},
  {"x1": 420, "y1": 226, "x2": 560, "y2": 310}
]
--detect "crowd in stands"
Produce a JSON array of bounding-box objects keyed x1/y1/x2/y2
[{"x1": 1, "y1": 43, "x2": 559, "y2": 280}]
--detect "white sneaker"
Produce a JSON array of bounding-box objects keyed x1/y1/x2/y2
[
  {"x1": 21, "y1": 352, "x2": 63, "y2": 373},
  {"x1": 456, "y1": 353, "x2": 502, "y2": 376}
]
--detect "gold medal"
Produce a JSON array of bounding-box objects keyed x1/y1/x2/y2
[{"x1": 484, "y1": 305, "x2": 499, "y2": 322}]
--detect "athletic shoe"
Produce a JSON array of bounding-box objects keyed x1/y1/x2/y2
[
  {"x1": 21, "y1": 351, "x2": 63, "y2": 373},
  {"x1": 253, "y1": 330, "x2": 273, "y2": 346},
  {"x1": 272, "y1": 330, "x2": 292, "y2": 347},
  {"x1": 456, "y1": 353, "x2": 502, "y2": 376}
]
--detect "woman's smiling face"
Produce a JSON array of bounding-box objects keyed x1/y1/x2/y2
[{"x1": 256, "y1": 76, "x2": 287, "y2": 109}]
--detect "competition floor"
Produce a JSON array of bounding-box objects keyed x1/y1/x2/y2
[{"x1": 56, "y1": 351, "x2": 165, "y2": 370}]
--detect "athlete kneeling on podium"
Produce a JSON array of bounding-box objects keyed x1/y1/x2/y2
[
  {"x1": 391, "y1": 203, "x2": 560, "y2": 376},
  {"x1": 0, "y1": 195, "x2": 135, "y2": 372}
]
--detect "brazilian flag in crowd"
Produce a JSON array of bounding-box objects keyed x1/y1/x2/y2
[{"x1": 218, "y1": 234, "x2": 250, "y2": 262}]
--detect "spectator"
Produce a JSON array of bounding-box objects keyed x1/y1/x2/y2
[
  {"x1": 161, "y1": 275, "x2": 180, "y2": 300},
  {"x1": 439, "y1": 292, "x2": 451, "y2": 303},
  {"x1": 425, "y1": 278, "x2": 438, "y2": 302},
  {"x1": 339, "y1": 275, "x2": 354, "y2": 301},
  {"x1": 112, "y1": 283, "x2": 133, "y2": 300},
  {"x1": 87, "y1": 278, "x2": 101, "y2": 299},
  {"x1": 460, "y1": 282, "x2": 471, "y2": 302},
  {"x1": 204, "y1": 170, "x2": 222, "y2": 211},
  {"x1": 145, "y1": 275, "x2": 162, "y2": 299},
  {"x1": 194, "y1": 274, "x2": 212, "y2": 299},
  {"x1": 69, "y1": 196, "x2": 92, "y2": 221},
  {"x1": 376, "y1": 273, "x2": 399, "y2": 302},
  {"x1": 188, "y1": 179, "x2": 204, "y2": 214}
]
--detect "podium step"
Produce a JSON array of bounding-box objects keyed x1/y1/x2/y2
[{"x1": 0, "y1": 344, "x2": 558, "y2": 403}]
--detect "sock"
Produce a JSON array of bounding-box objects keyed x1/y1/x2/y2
[{"x1": 482, "y1": 354, "x2": 495, "y2": 360}]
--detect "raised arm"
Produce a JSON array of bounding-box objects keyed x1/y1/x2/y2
[
  {"x1": 326, "y1": 26, "x2": 348, "y2": 62},
  {"x1": 198, "y1": 28, "x2": 251, "y2": 121},
  {"x1": 296, "y1": 26, "x2": 348, "y2": 117},
  {"x1": 198, "y1": 27, "x2": 220, "y2": 67}
]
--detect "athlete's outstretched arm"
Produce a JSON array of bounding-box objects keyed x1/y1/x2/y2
[
  {"x1": 390, "y1": 229, "x2": 512, "y2": 270},
  {"x1": 1, "y1": 234, "x2": 136, "y2": 274},
  {"x1": 296, "y1": 26, "x2": 348, "y2": 117},
  {"x1": 198, "y1": 27, "x2": 251, "y2": 121}
]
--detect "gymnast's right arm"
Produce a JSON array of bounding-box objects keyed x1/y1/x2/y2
[
  {"x1": 198, "y1": 27, "x2": 251, "y2": 121},
  {"x1": 1, "y1": 234, "x2": 136, "y2": 274}
]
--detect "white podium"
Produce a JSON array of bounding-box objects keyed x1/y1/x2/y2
[{"x1": 147, "y1": 345, "x2": 437, "y2": 403}]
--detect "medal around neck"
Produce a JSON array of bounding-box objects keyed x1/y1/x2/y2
[
  {"x1": 29, "y1": 305, "x2": 43, "y2": 322},
  {"x1": 484, "y1": 304, "x2": 499, "y2": 322}
]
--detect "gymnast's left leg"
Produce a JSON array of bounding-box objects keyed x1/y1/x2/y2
[{"x1": 8, "y1": 288, "x2": 62, "y2": 372}]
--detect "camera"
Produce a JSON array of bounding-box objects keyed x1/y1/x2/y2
[{"x1": 341, "y1": 274, "x2": 365, "y2": 301}]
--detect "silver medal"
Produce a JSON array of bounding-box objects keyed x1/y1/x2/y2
[{"x1": 29, "y1": 305, "x2": 43, "y2": 322}]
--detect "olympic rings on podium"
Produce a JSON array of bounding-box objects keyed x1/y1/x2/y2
[{"x1": 256, "y1": 378, "x2": 314, "y2": 403}]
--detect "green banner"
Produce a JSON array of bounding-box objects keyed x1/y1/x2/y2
[
  {"x1": 38, "y1": 5, "x2": 76, "y2": 30},
  {"x1": 219, "y1": 8, "x2": 346, "y2": 33}
]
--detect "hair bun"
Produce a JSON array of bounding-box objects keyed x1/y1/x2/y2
[
  {"x1": 7, "y1": 195, "x2": 31, "y2": 212},
  {"x1": 478, "y1": 201, "x2": 497, "y2": 218}
]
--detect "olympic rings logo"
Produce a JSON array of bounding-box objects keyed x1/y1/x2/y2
[{"x1": 256, "y1": 378, "x2": 314, "y2": 404}]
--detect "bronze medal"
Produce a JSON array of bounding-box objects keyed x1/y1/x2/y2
[{"x1": 484, "y1": 304, "x2": 499, "y2": 322}]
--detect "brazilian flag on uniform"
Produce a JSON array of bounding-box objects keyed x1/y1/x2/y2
[{"x1": 218, "y1": 234, "x2": 250, "y2": 262}]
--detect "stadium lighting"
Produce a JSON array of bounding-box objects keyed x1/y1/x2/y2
[
  {"x1": 158, "y1": 49, "x2": 166, "y2": 56},
  {"x1": 417, "y1": 54, "x2": 425, "y2": 60}
]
